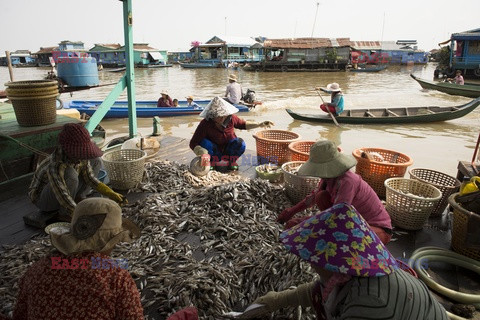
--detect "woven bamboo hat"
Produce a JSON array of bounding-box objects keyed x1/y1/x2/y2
[
  {"x1": 50, "y1": 198, "x2": 140, "y2": 255},
  {"x1": 228, "y1": 74, "x2": 237, "y2": 82},
  {"x1": 298, "y1": 140, "x2": 356, "y2": 178}
]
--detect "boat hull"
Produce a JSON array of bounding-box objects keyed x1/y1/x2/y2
[
  {"x1": 410, "y1": 74, "x2": 480, "y2": 98},
  {"x1": 349, "y1": 65, "x2": 387, "y2": 72},
  {"x1": 286, "y1": 98, "x2": 480, "y2": 124},
  {"x1": 64, "y1": 100, "x2": 250, "y2": 118}
]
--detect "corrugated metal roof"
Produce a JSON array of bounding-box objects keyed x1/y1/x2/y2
[
  {"x1": 263, "y1": 38, "x2": 352, "y2": 49},
  {"x1": 93, "y1": 43, "x2": 122, "y2": 50},
  {"x1": 35, "y1": 46, "x2": 58, "y2": 54},
  {"x1": 351, "y1": 41, "x2": 382, "y2": 50},
  {"x1": 206, "y1": 36, "x2": 258, "y2": 46},
  {"x1": 132, "y1": 43, "x2": 159, "y2": 51}
]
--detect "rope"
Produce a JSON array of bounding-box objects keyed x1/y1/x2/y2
[{"x1": 0, "y1": 133, "x2": 50, "y2": 157}]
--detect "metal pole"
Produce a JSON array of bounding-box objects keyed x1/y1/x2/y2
[
  {"x1": 123, "y1": 0, "x2": 137, "y2": 138},
  {"x1": 311, "y1": 2, "x2": 320, "y2": 38},
  {"x1": 5, "y1": 51, "x2": 14, "y2": 81}
]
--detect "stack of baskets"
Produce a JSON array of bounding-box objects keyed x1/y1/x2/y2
[
  {"x1": 288, "y1": 140, "x2": 315, "y2": 162},
  {"x1": 384, "y1": 178, "x2": 442, "y2": 230},
  {"x1": 409, "y1": 168, "x2": 460, "y2": 217},
  {"x1": 448, "y1": 193, "x2": 480, "y2": 260},
  {"x1": 102, "y1": 149, "x2": 147, "y2": 190},
  {"x1": 253, "y1": 130, "x2": 300, "y2": 165},
  {"x1": 5, "y1": 80, "x2": 59, "y2": 126},
  {"x1": 281, "y1": 161, "x2": 321, "y2": 204},
  {"x1": 353, "y1": 147, "x2": 413, "y2": 199}
]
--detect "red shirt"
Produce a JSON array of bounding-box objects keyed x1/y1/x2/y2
[
  {"x1": 189, "y1": 114, "x2": 246, "y2": 152},
  {"x1": 13, "y1": 252, "x2": 144, "y2": 320},
  {"x1": 157, "y1": 96, "x2": 173, "y2": 107},
  {"x1": 321, "y1": 170, "x2": 392, "y2": 230}
]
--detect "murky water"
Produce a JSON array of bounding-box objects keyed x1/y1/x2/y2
[{"x1": 1, "y1": 64, "x2": 479, "y2": 177}]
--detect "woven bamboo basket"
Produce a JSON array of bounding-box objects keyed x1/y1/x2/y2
[
  {"x1": 5, "y1": 80, "x2": 59, "y2": 127},
  {"x1": 253, "y1": 130, "x2": 301, "y2": 165},
  {"x1": 353, "y1": 148, "x2": 413, "y2": 199},
  {"x1": 102, "y1": 149, "x2": 147, "y2": 190},
  {"x1": 409, "y1": 168, "x2": 460, "y2": 217},
  {"x1": 8, "y1": 93, "x2": 58, "y2": 126},
  {"x1": 384, "y1": 178, "x2": 442, "y2": 230},
  {"x1": 448, "y1": 193, "x2": 480, "y2": 260},
  {"x1": 281, "y1": 161, "x2": 321, "y2": 204},
  {"x1": 288, "y1": 140, "x2": 315, "y2": 162}
]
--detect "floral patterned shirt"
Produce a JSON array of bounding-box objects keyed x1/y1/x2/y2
[{"x1": 13, "y1": 252, "x2": 144, "y2": 320}]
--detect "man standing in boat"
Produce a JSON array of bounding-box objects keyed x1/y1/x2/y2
[
  {"x1": 224, "y1": 74, "x2": 243, "y2": 104},
  {"x1": 316, "y1": 82, "x2": 344, "y2": 116}
]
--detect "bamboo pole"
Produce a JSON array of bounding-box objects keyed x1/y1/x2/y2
[{"x1": 5, "y1": 51, "x2": 14, "y2": 81}]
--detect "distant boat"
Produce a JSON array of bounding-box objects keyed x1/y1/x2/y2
[
  {"x1": 285, "y1": 97, "x2": 480, "y2": 124},
  {"x1": 349, "y1": 65, "x2": 387, "y2": 72},
  {"x1": 180, "y1": 62, "x2": 220, "y2": 68},
  {"x1": 64, "y1": 99, "x2": 250, "y2": 118},
  {"x1": 106, "y1": 67, "x2": 126, "y2": 72},
  {"x1": 410, "y1": 74, "x2": 480, "y2": 98},
  {"x1": 136, "y1": 63, "x2": 173, "y2": 68}
]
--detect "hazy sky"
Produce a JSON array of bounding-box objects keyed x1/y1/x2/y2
[{"x1": 1, "y1": 0, "x2": 478, "y2": 55}]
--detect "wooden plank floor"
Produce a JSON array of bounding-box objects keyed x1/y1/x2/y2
[{"x1": 0, "y1": 135, "x2": 478, "y2": 318}]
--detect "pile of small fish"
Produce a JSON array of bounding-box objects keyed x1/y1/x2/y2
[{"x1": 0, "y1": 160, "x2": 318, "y2": 319}]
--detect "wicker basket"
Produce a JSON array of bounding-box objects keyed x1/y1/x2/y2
[
  {"x1": 255, "y1": 164, "x2": 283, "y2": 182},
  {"x1": 448, "y1": 193, "x2": 480, "y2": 260},
  {"x1": 102, "y1": 149, "x2": 147, "y2": 190},
  {"x1": 384, "y1": 178, "x2": 442, "y2": 230},
  {"x1": 288, "y1": 140, "x2": 315, "y2": 162},
  {"x1": 5, "y1": 80, "x2": 59, "y2": 127},
  {"x1": 253, "y1": 130, "x2": 301, "y2": 165},
  {"x1": 281, "y1": 161, "x2": 321, "y2": 204},
  {"x1": 353, "y1": 148, "x2": 413, "y2": 199},
  {"x1": 409, "y1": 168, "x2": 460, "y2": 217}
]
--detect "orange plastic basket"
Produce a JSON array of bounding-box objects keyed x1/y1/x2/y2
[
  {"x1": 253, "y1": 130, "x2": 301, "y2": 165},
  {"x1": 352, "y1": 148, "x2": 413, "y2": 199},
  {"x1": 288, "y1": 140, "x2": 315, "y2": 162}
]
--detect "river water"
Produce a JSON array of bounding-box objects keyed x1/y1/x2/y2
[{"x1": 1, "y1": 64, "x2": 479, "y2": 177}]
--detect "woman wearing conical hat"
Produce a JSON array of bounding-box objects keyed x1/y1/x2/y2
[{"x1": 189, "y1": 97, "x2": 273, "y2": 171}]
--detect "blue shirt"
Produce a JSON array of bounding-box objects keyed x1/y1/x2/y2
[{"x1": 331, "y1": 93, "x2": 344, "y2": 114}]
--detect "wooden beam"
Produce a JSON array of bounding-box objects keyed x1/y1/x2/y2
[
  {"x1": 386, "y1": 109, "x2": 399, "y2": 117},
  {"x1": 365, "y1": 111, "x2": 376, "y2": 117}
]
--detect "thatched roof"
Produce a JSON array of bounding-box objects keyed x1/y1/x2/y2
[{"x1": 263, "y1": 38, "x2": 352, "y2": 49}]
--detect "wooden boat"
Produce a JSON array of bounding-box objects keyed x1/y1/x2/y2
[
  {"x1": 285, "y1": 98, "x2": 480, "y2": 124},
  {"x1": 136, "y1": 63, "x2": 173, "y2": 68},
  {"x1": 410, "y1": 74, "x2": 480, "y2": 98},
  {"x1": 349, "y1": 65, "x2": 387, "y2": 72},
  {"x1": 64, "y1": 99, "x2": 250, "y2": 118},
  {"x1": 180, "y1": 62, "x2": 220, "y2": 68}
]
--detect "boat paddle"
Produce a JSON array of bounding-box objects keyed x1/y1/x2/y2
[{"x1": 314, "y1": 88, "x2": 340, "y2": 127}]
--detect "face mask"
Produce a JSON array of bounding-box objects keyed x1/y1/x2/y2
[{"x1": 222, "y1": 115, "x2": 232, "y2": 128}]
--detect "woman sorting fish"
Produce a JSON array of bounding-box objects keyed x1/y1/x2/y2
[
  {"x1": 277, "y1": 140, "x2": 392, "y2": 244},
  {"x1": 250, "y1": 204, "x2": 448, "y2": 320},
  {"x1": 189, "y1": 97, "x2": 274, "y2": 171}
]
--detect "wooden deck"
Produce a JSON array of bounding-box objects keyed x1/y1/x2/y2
[{"x1": 0, "y1": 135, "x2": 478, "y2": 318}]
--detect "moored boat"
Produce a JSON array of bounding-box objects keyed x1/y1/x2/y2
[
  {"x1": 286, "y1": 97, "x2": 480, "y2": 124},
  {"x1": 180, "y1": 62, "x2": 220, "y2": 68},
  {"x1": 64, "y1": 99, "x2": 250, "y2": 118},
  {"x1": 348, "y1": 65, "x2": 387, "y2": 72},
  {"x1": 410, "y1": 74, "x2": 480, "y2": 98}
]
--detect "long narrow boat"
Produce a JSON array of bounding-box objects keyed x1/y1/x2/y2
[
  {"x1": 349, "y1": 65, "x2": 387, "y2": 72},
  {"x1": 286, "y1": 98, "x2": 480, "y2": 124},
  {"x1": 180, "y1": 62, "x2": 220, "y2": 69},
  {"x1": 64, "y1": 99, "x2": 250, "y2": 118},
  {"x1": 410, "y1": 74, "x2": 480, "y2": 98}
]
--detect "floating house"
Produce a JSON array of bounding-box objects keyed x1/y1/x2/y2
[
  {"x1": 190, "y1": 36, "x2": 263, "y2": 67},
  {"x1": 34, "y1": 46, "x2": 59, "y2": 66},
  {"x1": 88, "y1": 43, "x2": 168, "y2": 67},
  {"x1": 246, "y1": 38, "x2": 351, "y2": 72},
  {"x1": 445, "y1": 28, "x2": 480, "y2": 78},
  {"x1": 89, "y1": 43, "x2": 124, "y2": 68},
  {"x1": 350, "y1": 40, "x2": 428, "y2": 65},
  {"x1": 167, "y1": 51, "x2": 194, "y2": 64},
  {"x1": 0, "y1": 50, "x2": 36, "y2": 67}
]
